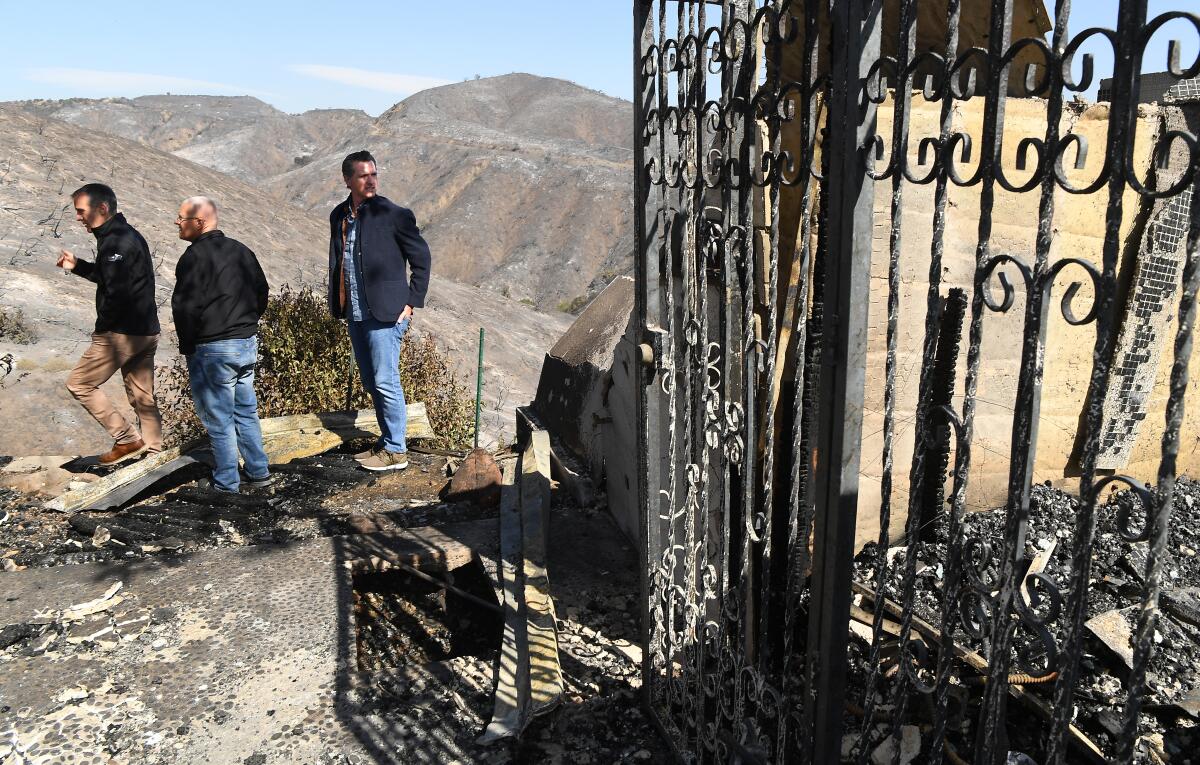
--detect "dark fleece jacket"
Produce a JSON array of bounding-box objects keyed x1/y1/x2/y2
[
  {"x1": 171, "y1": 230, "x2": 269, "y2": 355},
  {"x1": 71, "y1": 212, "x2": 161, "y2": 335}
]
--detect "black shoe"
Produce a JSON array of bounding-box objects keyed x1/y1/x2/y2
[
  {"x1": 194, "y1": 477, "x2": 238, "y2": 494},
  {"x1": 240, "y1": 472, "x2": 275, "y2": 490}
]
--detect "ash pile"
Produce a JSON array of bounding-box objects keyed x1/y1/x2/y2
[{"x1": 849, "y1": 478, "x2": 1200, "y2": 763}]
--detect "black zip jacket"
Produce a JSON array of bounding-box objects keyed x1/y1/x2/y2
[
  {"x1": 327, "y1": 195, "x2": 431, "y2": 322},
  {"x1": 71, "y1": 213, "x2": 161, "y2": 335},
  {"x1": 171, "y1": 230, "x2": 269, "y2": 355}
]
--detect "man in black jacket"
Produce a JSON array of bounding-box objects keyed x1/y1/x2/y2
[
  {"x1": 172, "y1": 196, "x2": 272, "y2": 493},
  {"x1": 328, "y1": 150, "x2": 431, "y2": 471},
  {"x1": 57, "y1": 183, "x2": 162, "y2": 465}
]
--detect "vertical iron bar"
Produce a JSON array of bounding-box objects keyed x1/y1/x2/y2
[
  {"x1": 681, "y1": 0, "x2": 704, "y2": 753},
  {"x1": 854, "y1": 0, "x2": 916, "y2": 759},
  {"x1": 732, "y1": 0, "x2": 762, "y2": 747},
  {"x1": 754, "y1": 4, "x2": 786, "y2": 754},
  {"x1": 962, "y1": 2, "x2": 1015, "y2": 762},
  {"x1": 805, "y1": 0, "x2": 879, "y2": 760},
  {"x1": 1116, "y1": 163, "x2": 1200, "y2": 765},
  {"x1": 717, "y1": 2, "x2": 754, "y2": 759},
  {"x1": 924, "y1": 6, "x2": 966, "y2": 762},
  {"x1": 1045, "y1": 1, "x2": 1146, "y2": 761},
  {"x1": 979, "y1": 0, "x2": 1069, "y2": 758},
  {"x1": 779, "y1": 0, "x2": 821, "y2": 758},
  {"x1": 633, "y1": 0, "x2": 666, "y2": 750}
]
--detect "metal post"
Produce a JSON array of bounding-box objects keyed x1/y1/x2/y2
[
  {"x1": 475, "y1": 327, "x2": 484, "y2": 450},
  {"x1": 632, "y1": 0, "x2": 663, "y2": 737},
  {"x1": 804, "y1": 0, "x2": 879, "y2": 760}
]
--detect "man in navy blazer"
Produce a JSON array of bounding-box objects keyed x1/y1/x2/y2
[{"x1": 328, "y1": 150, "x2": 432, "y2": 471}]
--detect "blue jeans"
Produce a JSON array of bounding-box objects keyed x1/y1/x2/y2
[
  {"x1": 187, "y1": 337, "x2": 270, "y2": 492},
  {"x1": 347, "y1": 316, "x2": 410, "y2": 453}
]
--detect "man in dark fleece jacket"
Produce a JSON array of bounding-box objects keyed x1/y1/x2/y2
[
  {"x1": 57, "y1": 183, "x2": 163, "y2": 465},
  {"x1": 171, "y1": 196, "x2": 271, "y2": 493}
]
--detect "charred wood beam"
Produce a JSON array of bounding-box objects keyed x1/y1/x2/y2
[{"x1": 916, "y1": 288, "x2": 967, "y2": 542}]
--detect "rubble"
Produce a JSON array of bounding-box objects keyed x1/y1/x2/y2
[{"x1": 850, "y1": 477, "x2": 1200, "y2": 761}]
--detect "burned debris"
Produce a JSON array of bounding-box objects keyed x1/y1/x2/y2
[
  {"x1": 849, "y1": 480, "x2": 1200, "y2": 762},
  {"x1": 0, "y1": 418, "x2": 670, "y2": 764}
]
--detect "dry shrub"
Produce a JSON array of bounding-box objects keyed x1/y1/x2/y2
[
  {"x1": 158, "y1": 286, "x2": 475, "y2": 450},
  {"x1": 0, "y1": 307, "x2": 37, "y2": 344}
]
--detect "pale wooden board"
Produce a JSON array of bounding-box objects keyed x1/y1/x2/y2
[
  {"x1": 42, "y1": 441, "x2": 206, "y2": 513},
  {"x1": 256, "y1": 403, "x2": 433, "y2": 441},
  {"x1": 520, "y1": 430, "x2": 563, "y2": 717},
  {"x1": 340, "y1": 524, "x2": 477, "y2": 574},
  {"x1": 478, "y1": 461, "x2": 528, "y2": 744}
]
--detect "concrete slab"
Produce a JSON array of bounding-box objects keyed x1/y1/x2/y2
[{"x1": 0, "y1": 536, "x2": 480, "y2": 764}]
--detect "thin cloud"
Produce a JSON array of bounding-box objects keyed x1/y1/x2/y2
[
  {"x1": 25, "y1": 67, "x2": 268, "y2": 97},
  {"x1": 290, "y1": 65, "x2": 452, "y2": 94}
]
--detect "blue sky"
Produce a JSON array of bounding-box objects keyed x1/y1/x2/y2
[
  {"x1": 0, "y1": 2, "x2": 1193, "y2": 115},
  {"x1": 0, "y1": 1, "x2": 634, "y2": 114}
]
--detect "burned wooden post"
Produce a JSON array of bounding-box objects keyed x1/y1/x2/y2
[{"x1": 917, "y1": 287, "x2": 967, "y2": 542}]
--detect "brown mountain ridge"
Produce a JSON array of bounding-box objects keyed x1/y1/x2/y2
[
  {"x1": 7, "y1": 74, "x2": 636, "y2": 312},
  {"x1": 0, "y1": 104, "x2": 569, "y2": 454}
]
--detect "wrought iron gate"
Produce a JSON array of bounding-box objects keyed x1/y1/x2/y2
[{"x1": 633, "y1": 1, "x2": 1200, "y2": 763}]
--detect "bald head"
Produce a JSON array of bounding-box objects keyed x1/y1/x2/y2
[{"x1": 177, "y1": 196, "x2": 218, "y2": 242}]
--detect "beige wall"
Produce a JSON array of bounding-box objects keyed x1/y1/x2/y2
[{"x1": 774, "y1": 94, "x2": 1197, "y2": 546}]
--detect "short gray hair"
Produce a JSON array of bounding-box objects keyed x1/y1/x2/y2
[{"x1": 182, "y1": 195, "x2": 217, "y2": 216}]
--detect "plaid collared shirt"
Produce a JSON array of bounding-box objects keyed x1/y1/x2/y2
[{"x1": 341, "y1": 203, "x2": 369, "y2": 321}]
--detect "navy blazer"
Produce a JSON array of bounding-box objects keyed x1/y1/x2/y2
[{"x1": 327, "y1": 194, "x2": 431, "y2": 322}]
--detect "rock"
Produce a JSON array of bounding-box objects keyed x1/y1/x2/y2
[
  {"x1": 94, "y1": 630, "x2": 120, "y2": 649},
  {"x1": 871, "y1": 725, "x2": 920, "y2": 765},
  {"x1": 66, "y1": 614, "x2": 114, "y2": 644},
  {"x1": 55, "y1": 686, "x2": 91, "y2": 704},
  {"x1": 0, "y1": 455, "x2": 99, "y2": 496},
  {"x1": 842, "y1": 735, "x2": 861, "y2": 759},
  {"x1": 27, "y1": 631, "x2": 56, "y2": 655},
  {"x1": 61, "y1": 581, "x2": 124, "y2": 621},
  {"x1": 1, "y1": 558, "x2": 20, "y2": 572},
  {"x1": 0, "y1": 622, "x2": 36, "y2": 649},
  {"x1": 114, "y1": 613, "x2": 151, "y2": 640},
  {"x1": 442, "y1": 448, "x2": 502, "y2": 508}
]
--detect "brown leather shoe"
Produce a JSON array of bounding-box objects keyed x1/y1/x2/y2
[{"x1": 98, "y1": 439, "x2": 148, "y2": 466}]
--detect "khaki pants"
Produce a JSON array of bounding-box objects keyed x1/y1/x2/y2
[{"x1": 66, "y1": 332, "x2": 163, "y2": 451}]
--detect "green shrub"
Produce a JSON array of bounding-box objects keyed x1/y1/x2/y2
[
  {"x1": 556, "y1": 294, "x2": 591, "y2": 315},
  {"x1": 158, "y1": 285, "x2": 475, "y2": 450},
  {"x1": 0, "y1": 307, "x2": 37, "y2": 344}
]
